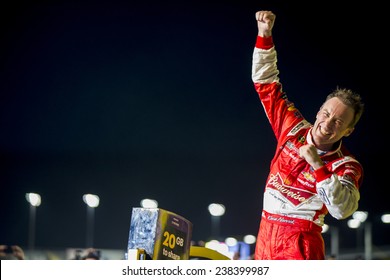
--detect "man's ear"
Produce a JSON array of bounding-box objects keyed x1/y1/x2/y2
[{"x1": 344, "y1": 127, "x2": 355, "y2": 137}]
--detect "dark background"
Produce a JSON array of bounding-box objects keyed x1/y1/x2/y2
[{"x1": 1, "y1": 1, "x2": 388, "y2": 252}]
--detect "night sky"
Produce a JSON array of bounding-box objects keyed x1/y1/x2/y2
[{"x1": 1, "y1": 1, "x2": 388, "y2": 252}]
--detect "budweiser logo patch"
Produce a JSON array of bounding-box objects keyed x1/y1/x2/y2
[{"x1": 267, "y1": 173, "x2": 316, "y2": 206}]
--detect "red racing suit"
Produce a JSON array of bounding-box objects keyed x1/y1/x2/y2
[{"x1": 252, "y1": 35, "x2": 363, "y2": 260}]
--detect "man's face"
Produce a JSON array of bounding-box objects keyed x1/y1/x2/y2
[{"x1": 311, "y1": 97, "x2": 355, "y2": 150}]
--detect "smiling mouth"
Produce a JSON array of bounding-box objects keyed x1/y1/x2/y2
[{"x1": 319, "y1": 126, "x2": 331, "y2": 136}]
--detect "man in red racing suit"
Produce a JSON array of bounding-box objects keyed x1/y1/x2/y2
[{"x1": 252, "y1": 11, "x2": 364, "y2": 260}]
